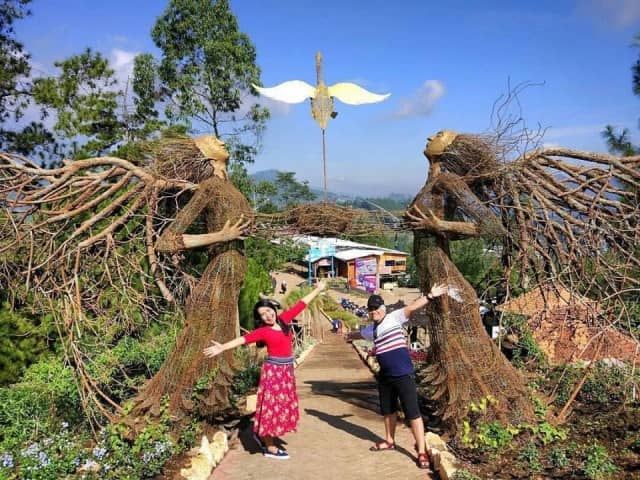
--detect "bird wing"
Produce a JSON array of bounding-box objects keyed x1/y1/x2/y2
[
  {"x1": 327, "y1": 82, "x2": 391, "y2": 105},
  {"x1": 252, "y1": 81, "x2": 316, "y2": 104}
]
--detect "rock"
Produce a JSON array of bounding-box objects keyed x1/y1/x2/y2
[
  {"x1": 438, "y1": 451, "x2": 459, "y2": 480},
  {"x1": 245, "y1": 394, "x2": 257, "y2": 413},
  {"x1": 425, "y1": 432, "x2": 448, "y2": 452},
  {"x1": 211, "y1": 431, "x2": 228, "y2": 463},
  {"x1": 180, "y1": 436, "x2": 215, "y2": 480}
]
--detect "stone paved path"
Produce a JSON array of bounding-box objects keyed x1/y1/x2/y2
[{"x1": 210, "y1": 333, "x2": 434, "y2": 480}]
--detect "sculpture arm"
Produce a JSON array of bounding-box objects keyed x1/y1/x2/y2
[
  {"x1": 406, "y1": 205, "x2": 482, "y2": 236},
  {"x1": 181, "y1": 216, "x2": 251, "y2": 248},
  {"x1": 156, "y1": 182, "x2": 251, "y2": 252},
  {"x1": 434, "y1": 172, "x2": 506, "y2": 237},
  {"x1": 156, "y1": 184, "x2": 212, "y2": 252},
  {"x1": 406, "y1": 172, "x2": 505, "y2": 238}
]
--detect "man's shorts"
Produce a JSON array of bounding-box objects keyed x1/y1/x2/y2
[{"x1": 377, "y1": 374, "x2": 421, "y2": 420}]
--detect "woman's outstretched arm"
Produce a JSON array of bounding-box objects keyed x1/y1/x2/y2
[
  {"x1": 300, "y1": 280, "x2": 326, "y2": 304},
  {"x1": 203, "y1": 336, "x2": 246, "y2": 358}
]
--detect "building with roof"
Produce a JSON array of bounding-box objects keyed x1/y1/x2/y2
[{"x1": 293, "y1": 235, "x2": 408, "y2": 292}]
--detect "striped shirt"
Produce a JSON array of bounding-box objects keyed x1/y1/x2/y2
[{"x1": 361, "y1": 308, "x2": 413, "y2": 377}]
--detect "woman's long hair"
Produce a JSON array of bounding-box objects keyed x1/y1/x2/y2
[{"x1": 252, "y1": 299, "x2": 293, "y2": 337}]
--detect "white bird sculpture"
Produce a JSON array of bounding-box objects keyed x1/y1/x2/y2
[
  {"x1": 253, "y1": 52, "x2": 390, "y2": 201},
  {"x1": 253, "y1": 52, "x2": 390, "y2": 129}
]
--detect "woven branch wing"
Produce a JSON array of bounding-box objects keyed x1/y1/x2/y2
[
  {"x1": 0, "y1": 152, "x2": 199, "y2": 308},
  {"x1": 497, "y1": 148, "x2": 640, "y2": 296}
]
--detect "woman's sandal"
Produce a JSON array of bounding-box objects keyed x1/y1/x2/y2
[
  {"x1": 416, "y1": 452, "x2": 430, "y2": 469},
  {"x1": 369, "y1": 440, "x2": 395, "y2": 452}
]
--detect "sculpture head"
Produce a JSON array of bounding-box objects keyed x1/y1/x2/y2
[
  {"x1": 424, "y1": 129, "x2": 501, "y2": 185},
  {"x1": 194, "y1": 135, "x2": 229, "y2": 180},
  {"x1": 151, "y1": 134, "x2": 229, "y2": 183},
  {"x1": 424, "y1": 130, "x2": 459, "y2": 160}
]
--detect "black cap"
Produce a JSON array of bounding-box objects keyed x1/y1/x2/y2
[{"x1": 367, "y1": 294, "x2": 385, "y2": 311}]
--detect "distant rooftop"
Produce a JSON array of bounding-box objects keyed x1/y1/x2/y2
[{"x1": 292, "y1": 235, "x2": 406, "y2": 256}]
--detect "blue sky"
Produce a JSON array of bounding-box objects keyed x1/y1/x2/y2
[{"x1": 15, "y1": 0, "x2": 640, "y2": 196}]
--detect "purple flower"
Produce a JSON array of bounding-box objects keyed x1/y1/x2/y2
[{"x1": 1, "y1": 453, "x2": 13, "y2": 468}]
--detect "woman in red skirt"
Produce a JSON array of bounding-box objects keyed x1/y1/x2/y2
[{"x1": 203, "y1": 280, "x2": 325, "y2": 459}]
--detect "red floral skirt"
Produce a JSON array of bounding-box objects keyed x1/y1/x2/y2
[{"x1": 253, "y1": 361, "x2": 299, "y2": 437}]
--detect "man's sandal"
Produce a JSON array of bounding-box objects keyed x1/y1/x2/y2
[
  {"x1": 416, "y1": 452, "x2": 430, "y2": 469},
  {"x1": 369, "y1": 440, "x2": 395, "y2": 452}
]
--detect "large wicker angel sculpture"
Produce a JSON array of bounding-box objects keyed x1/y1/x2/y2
[
  {"x1": 0, "y1": 135, "x2": 252, "y2": 426},
  {"x1": 406, "y1": 129, "x2": 640, "y2": 428}
]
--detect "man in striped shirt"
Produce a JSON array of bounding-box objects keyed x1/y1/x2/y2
[{"x1": 359, "y1": 283, "x2": 448, "y2": 470}]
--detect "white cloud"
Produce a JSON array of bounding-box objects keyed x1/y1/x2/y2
[
  {"x1": 392, "y1": 80, "x2": 445, "y2": 118},
  {"x1": 576, "y1": 0, "x2": 640, "y2": 29},
  {"x1": 110, "y1": 48, "x2": 138, "y2": 89}
]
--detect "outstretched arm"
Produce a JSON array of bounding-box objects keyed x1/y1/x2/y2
[
  {"x1": 203, "y1": 336, "x2": 246, "y2": 358},
  {"x1": 156, "y1": 181, "x2": 252, "y2": 252},
  {"x1": 181, "y1": 216, "x2": 251, "y2": 248},
  {"x1": 403, "y1": 283, "x2": 449, "y2": 317},
  {"x1": 300, "y1": 280, "x2": 326, "y2": 304},
  {"x1": 406, "y1": 205, "x2": 481, "y2": 236},
  {"x1": 406, "y1": 172, "x2": 506, "y2": 238},
  {"x1": 279, "y1": 280, "x2": 327, "y2": 323}
]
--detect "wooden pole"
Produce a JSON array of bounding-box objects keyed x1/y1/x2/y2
[{"x1": 322, "y1": 128, "x2": 328, "y2": 203}]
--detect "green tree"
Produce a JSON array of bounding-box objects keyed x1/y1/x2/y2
[
  {"x1": 602, "y1": 33, "x2": 639, "y2": 155},
  {"x1": 238, "y1": 258, "x2": 271, "y2": 330},
  {"x1": 450, "y1": 238, "x2": 502, "y2": 294},
  {"x1": 150, "y1": 0, "x2": 269, "y2": 165},
  {"x1": 227, "y1": 162, "x2": 279, "y2": 212},
  {"x1": 0, "y1": 121, "x2": 57, "y2": 161},
  {"x1": 0, "y1": 0, "x2": 55, "y2": 157},
  {"x1": 32, "y1": 48, "x2": 123, "y2": 158},
  {"x1": 0, "y1": 0, "x2": 31, "y2": 123},
  {"x1": 128, "y1": 53, "x2": 165, "y2": 141},
  {"x1": 275, "y1": 171, "x2": 316, "y2": 208}
]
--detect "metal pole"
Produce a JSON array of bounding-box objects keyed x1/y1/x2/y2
[{"x1": 322, "y1": 129, "x2": 328, "y2": 203}]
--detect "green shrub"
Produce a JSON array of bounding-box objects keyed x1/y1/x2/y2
[
  {"x1": 453, "y1": 471, "x2": 482, "y2": 480},
  {"x1": 86, "y1": 325, "x2": 178, "y2": 402},
  {"x1": 582, "y1": 442, "x2": 618, "y2": 479},
  {"x1": 518, "y1": 440, "x2": 542, "y2": 472},
  {"x1": 549, "y1": 446, "x2": 570, "y2": 469},
  {"x1": 0, "y1": 357, "x2": 82, "y2": 449},
  {"x1": 231, "y1": 363, "x2": 261, "y2": 397},
  {"x1": 238, "y1": 258, "x2": 271, "y2": 331},
  {"x1": 0, "y1": 422, "x2": 90, "y2": 480},
  {"x1": 0, "y1": 302, "x2": 48, "y2": 385},
  {"x1": 323, "y1": 310, "x2": 359, "y2": 329},
  {"x1": 580, "y1": 363, "x2": 628, "y2": 404}
]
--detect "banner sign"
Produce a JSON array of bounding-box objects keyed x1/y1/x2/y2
[
  {"x1": 362, "y1": 275, "x2": 377, "y2": 292},
  {"x1": 355, "y1": 257, "x2": 377, "y2": 288},
  {"x1": 308, "y1": 242, "x2": 336, "y2": 262}
]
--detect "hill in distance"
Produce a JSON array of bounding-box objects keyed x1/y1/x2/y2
[{"x1": 249, "y1": 169, "x2": 411, "y2": 206}]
